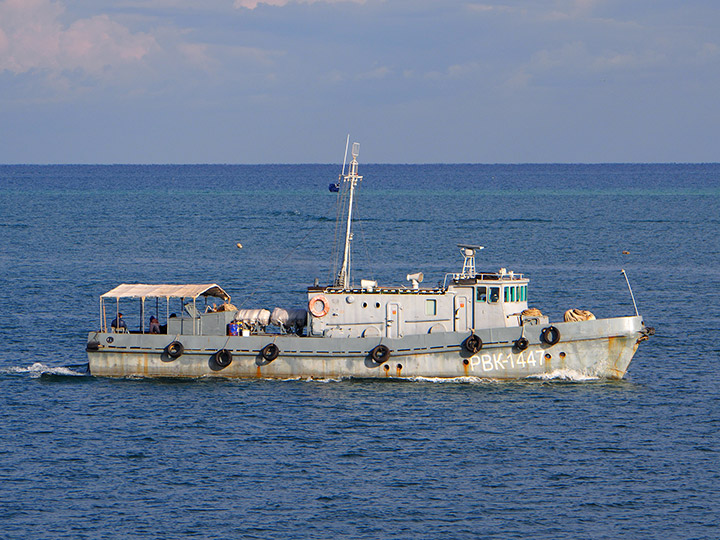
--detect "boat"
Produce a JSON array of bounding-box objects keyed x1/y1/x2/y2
[{"x1": 86, "y1": 142, "x2": 654, "y2": 380}]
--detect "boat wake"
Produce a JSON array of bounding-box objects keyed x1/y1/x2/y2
[
  {"x1": 405, "y1": 371, "x2": 599, "y2": 383},
  {"x1": 2, "y1": 362, "x2": 89, "y2": 378},
  {"x1": 525, "y1": 368, "x2": 600, "y2": 382},
  {"x1": 408, "y1": 375, "x2": 498, "y2": 384},
  {"x1": 263, "y1": 372, "x2": 599, "y2": 384}
]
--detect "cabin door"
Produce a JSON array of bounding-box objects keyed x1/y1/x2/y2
[
  {"x1": 454, "y1": 295, "x2": 469, "y2": 332},
  {"x1": 386, "y1": 303, "x2": 401, "y2": 338}
]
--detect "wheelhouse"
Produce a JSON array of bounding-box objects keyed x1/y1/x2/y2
[{"x1": 306, "y1": 246, "x2": 532, "y2": 339}]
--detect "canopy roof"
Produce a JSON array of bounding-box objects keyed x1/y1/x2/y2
[{"x1": 101, "y1": 283, "x2": 230, "y2": 302}]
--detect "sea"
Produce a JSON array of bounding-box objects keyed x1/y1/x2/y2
[{"x1": 0, "y1": 163, "x2": 718, "y2": 539}]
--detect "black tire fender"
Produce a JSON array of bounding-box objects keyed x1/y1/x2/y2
[
  {"x1": 463, "y1": 334, "x2": 482, "y2": 354},
  {"x1": 541, "y1": 326, "x2": 561, "y2": 345},
  {"x1": 165, "y1": 341, "x2": 184, "y2": 359},
  {"x1": 514, "y1": 337, "x2": 529, "y2": 351},
  {"x1": 213, "y1": 349, "x2": 232, "y2": 368},
  {"x1": 261, "y1": 343, "x2": 280, "y2": 362},
  {"x1": 370, "y1": 344, "x2": 391, "y2": 364}
]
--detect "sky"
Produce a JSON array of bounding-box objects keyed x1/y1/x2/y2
[{"x1": 0, "y1": 0, "x2": 718, "y2": 164}]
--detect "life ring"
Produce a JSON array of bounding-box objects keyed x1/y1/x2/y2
[
  {"x1": 261, "y1": 343, "x2": 280, "y2": 362},
  {"x1": 541, "y1": 326, "x2": 561, "y2": 345},
  {"x1": 213, "y1": 349, "x2": 232, "y2": 368},
  {"x1": 463, "y1": 334, "x2": 482, "y2": 354},
  {"x1": 308, "y1": 294, "x2": 330, "y2": 317},
  {"x1": 370, "y1": 344, "x2": 391, "y2": 364},
  {"x1": 514, "y1": 337, "x2": 529, "y2": 351},
  {"x1": 165, "y1": 341, "x2": 184, "y2": 359}
]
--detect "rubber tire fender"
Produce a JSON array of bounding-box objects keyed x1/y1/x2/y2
[
  {"x1": 514, "y1": 337, "x2": 529, "y2": 351},
  {"x1": 463, "y1": 334, "x2": 482, "y2": 354},
  {"x1": 261, "y1": 343, "x2": 280, "y2": 362},
  {"x1": 370, "y1": 344, "x2": 391, "y2": 364},
  {"x1": 541, "y1": 326, "x2": 561, "y2": 345},
  {"x1": 165, "y1": 341, "x2": 184, "y2": 359},
  {"x1": 213, "y1": 349, "x2": 233, "y2": 368}
]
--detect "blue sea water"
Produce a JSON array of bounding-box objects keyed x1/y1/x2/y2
[{"x1": 0, "y1": 163, "x2": 719, "y2": 539}]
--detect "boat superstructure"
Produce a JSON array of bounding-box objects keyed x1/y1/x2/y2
[
  {"x1": 86, "y1": 142, "x2": 653, "y2": 380},
  {"x1": 307, "y1": 246, "x2": 531, "y2": 340}
]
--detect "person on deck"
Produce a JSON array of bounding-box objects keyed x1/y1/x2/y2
[
  {"x1": 111, "y1": 313, "x2": 127, "y2": 331},
  {"x1": 149, "y1": 316, "x2": 161, "y2": 334}
]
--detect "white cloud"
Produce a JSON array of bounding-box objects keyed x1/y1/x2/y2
[
  {"x1": 357, "y1": 65, "x2": 391, "y2": 80},
  {"x1": 467, "y1": 1, "x2": 604, "y2": 20},
  {"x1": 0, "y1": 0, "x2": 157, "y2": 76},
  {"x1": 321, "y1": 64, "x2": 390, "y2": 83},
  {"x1": 234, "y1": 0, "x2": 364, "y2": 9},
  {"x1": 467, "y1": 3, "x2": 527, "y2": 16},
  {"x1": 542, "y1": 0, "x2": 602, "y2": 21},
  {"x1": 502, "y1": 68, "x2": 531, "y2": 90},
  {"x1": 500, "y1": 39, "x2": 675, "y2": 91},
  {"x1": 423, "y1": 61, "x2": 481, "y2": 81},
  {"x1": 698, "y1": 42, "x2": 720, "y2": 60}
]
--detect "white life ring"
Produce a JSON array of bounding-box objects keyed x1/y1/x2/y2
[{"x1": 308, "y1": 294, "x2": 330, "y2": 317}]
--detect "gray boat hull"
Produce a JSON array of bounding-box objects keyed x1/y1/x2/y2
[{"x1": 87, "y1": 315, "x2": 649, "y2": 380}]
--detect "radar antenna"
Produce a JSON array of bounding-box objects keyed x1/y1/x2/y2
[{"x1": 457, "y1": 244, "x2": 484, "y2": 278}]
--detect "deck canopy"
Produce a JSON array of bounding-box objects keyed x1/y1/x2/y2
[{"x1": 101, "y1": 283, "x2": 230, "y2": 302}]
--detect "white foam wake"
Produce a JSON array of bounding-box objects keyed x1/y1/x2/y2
[
  {"x1": 293, "y1": 375, "x2": 496, "y2": 384},
  {"x1": 2, "y1": 362, "x2": 88, "y2": 378},
  {"x1": 525, "y1": 368, "x2": 599, "y2": 382},
  {"x1": 408, "y1": 375, "x2": 498, "y2": 384}
]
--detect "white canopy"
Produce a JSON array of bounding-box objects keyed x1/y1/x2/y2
[{"x1": 101, "y1": 283, "x2": 230, "y2": 302}]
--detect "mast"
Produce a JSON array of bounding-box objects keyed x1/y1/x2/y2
[{"x1": 334, "y1": 142, "x2": 362, "y2": 289}]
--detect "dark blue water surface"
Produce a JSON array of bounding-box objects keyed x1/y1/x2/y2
[{"x1": 1, "y1": 164, "x2": 719, "y2": 539}]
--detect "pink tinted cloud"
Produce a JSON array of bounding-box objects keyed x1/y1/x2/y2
[{"x1": 0, "y1": 0, "x2": 157, "y2": 75}]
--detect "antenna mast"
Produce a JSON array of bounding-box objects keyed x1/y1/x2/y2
[{"x1": 334, "y1": 142, "x2": 362, "y2": 289}]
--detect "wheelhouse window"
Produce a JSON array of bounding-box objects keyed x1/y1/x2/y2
[
  {"x1": 476, "y1": 286, "x2": 487, "y2": 302},
  {"x1": 425, "y1": 299, "x2": 437, "y2": 316},
  {"x1": 505, "y1": 287, "x2": 515, "y2": 302},
  {"x1": 504, "y1": 285, "x2": 527, "y2": 302},
  {"x1": 489, "y1": 287, "x2": 500, "y2": 303}
]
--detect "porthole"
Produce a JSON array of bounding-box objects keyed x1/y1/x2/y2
[
  {"x1": 375, "y1": 302, "x2": 381, "y2": 308},
  {"x1": 544, "y1": 353, "x2": 551, "y2": 360},
  {"x1": 559, "y1": 352, "x2": 566, "y2": 359},
  {"x1": 362, "y1": 302, "x2": 368, "y2": 308}
]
